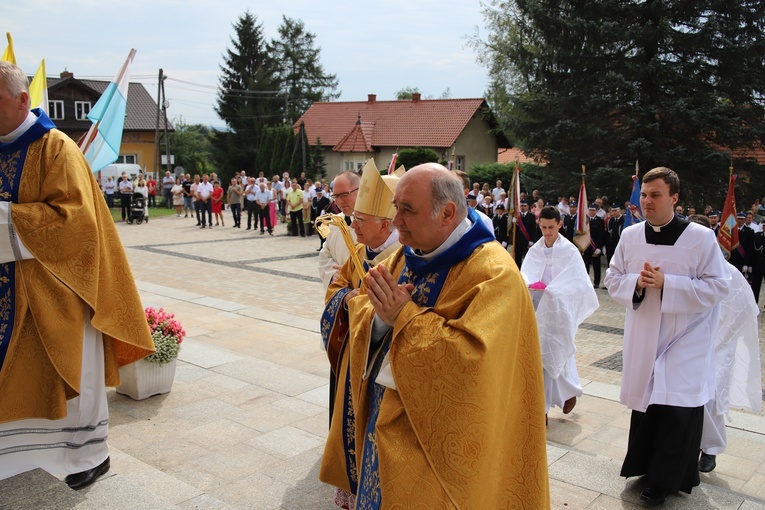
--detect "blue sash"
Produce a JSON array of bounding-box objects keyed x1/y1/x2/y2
[
  {"x1": 0, "y1": 109, "x2": 54, "y2": 373},
  {"x1": 355, "y1": 209, "x2": 494, "y2": 509}
]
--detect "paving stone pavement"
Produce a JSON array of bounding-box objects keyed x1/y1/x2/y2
[{"x1": 4, "y1": 213, "x2": 765, "y2": 509}]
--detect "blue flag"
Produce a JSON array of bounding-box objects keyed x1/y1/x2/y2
[{"x1": 624, "y1": 175, "x2": 643, "y2": 227}]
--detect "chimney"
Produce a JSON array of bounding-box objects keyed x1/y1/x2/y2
[
  {"x1": 411, "y1": 93, "x2": 421, "y2": 102},
  {"x1": 367, "y1": 94, "x2": 377, "y2": 103},
  {"x1": 60, "y1": 69, "x2": 73, "y2": 79}
]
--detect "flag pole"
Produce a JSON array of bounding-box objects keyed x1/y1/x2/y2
[{"x1": 79, "y1": 48, "x2": 136, "y2": 157}]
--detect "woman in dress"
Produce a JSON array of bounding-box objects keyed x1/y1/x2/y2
[
  {"x1": 171, "y1": 177, "x2": 184, "y2": 216},
  {"x1": 211, "y1": 179, "x2": 225, "y2": 226}
]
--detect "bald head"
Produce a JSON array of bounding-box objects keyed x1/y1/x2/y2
[{"x1": 393, "y1": 164, "x2": 467, "y2": 252}]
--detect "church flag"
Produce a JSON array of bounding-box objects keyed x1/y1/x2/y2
[
  {"x1": 1, "y1": 33, "x2": 15, "y2": 64},
  {"x1": 717, "y1": 169, "x2": 738, "y2": 260},
  {"x1": 624, "y1": 160, "x2": 644, "y2": 227},
  {"x1": 573, "y1": 165, "x2": 591, "y2": 252},
  {"x1": 80, "y1": 48, "x2": 136, "y2": 173},
  {"x1": 29, "y1": 59, "x2": 48, "y2": 113}
]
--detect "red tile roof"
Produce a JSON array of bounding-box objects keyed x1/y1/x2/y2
[
  {"x1": 333, "y1": 119, "x2": 374, "y2": 152},
  {"x1": 497, "y1": 147, "x2": 541, "y2": 165},
  {"x1": 295, "y1": 97, "x2": 488, "y2": 150}
]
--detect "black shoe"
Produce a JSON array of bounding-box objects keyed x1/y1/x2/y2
[
  {"x1": 699, "y1": 452, "x2": 716, "y2": 473},
  {"x1": 639, "y1": 486, "x2": 668, "y2": 506},
  {"x1": 65, "y1": 456, "x2": 110, "y2": 490},
  {"x1": 246, "y1": 227, "x2": 251, "y2": 230}
]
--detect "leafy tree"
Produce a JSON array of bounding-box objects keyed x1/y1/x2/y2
[
  {"x1": 395, "y1": 86, "x2": 422, "y2": 100},
  {"x1": 310, "y1": 137, "x2": 326, "y2": 179},
  {"x1": 215, "y1": 11, "x2": 282, "y2": 172},
  {"x1": 475, "y1": 0, "x2": 765, "y2": 207},
  {"x1": 169, "y1": 117, "x2": 217, "y2": 175},
  {"x1": 272, "y1": 16, "x2": 340, "y2": 123},
  {"x1": 469, "y1": 162, "x2": 544, "y2": 194},
  {"x1": 396, "y1": 148, "x2": 439, "y2": 170}
]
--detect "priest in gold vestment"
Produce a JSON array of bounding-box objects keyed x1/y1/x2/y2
[
  {"x1": 0, "y1": 62, "x2": 155, "y2": 488},
  {"x1": 347, "y1": 164, "x2": 549, "y2": 509},
  {"x1": 320, "y1": 160, "x2": 402, "y2": 509}
]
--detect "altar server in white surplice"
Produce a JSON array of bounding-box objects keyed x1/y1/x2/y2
[
  {"x1": 521, "y1": 206, "x2": 598, "y2": 416},
  {"x1": 605, "y1": 167, "x2": 729, "y2": 506},
  {"x1": 684, "y1": 214, "x2": 763, "y2": 474}
]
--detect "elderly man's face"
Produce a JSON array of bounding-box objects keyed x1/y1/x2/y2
[
  {"x1": 392, "y1": 176, "x2": 439, "y2": 251},
  {"x1": 332, "y1": 176, "x2": 358, "y2": 216},
  {"x1": 0, "y1": 79, "x2": 29, "y2": 136},
  {"x1": 351, "y1": 212, "x2": 388, "y2": 247}
]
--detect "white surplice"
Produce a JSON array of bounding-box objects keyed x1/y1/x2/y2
[
  {"x1": 604, "y1": 222, "x2": 730, "y2": 412},
  {"x1": 701, "y1": 263, "x2": 762, "y2": 454},
  {"x1": 521, "y1": 234, "x2": 599, "y2": 412},
  {"x1": 317, "y1": 213, "x2": 357, "y2": 290}
]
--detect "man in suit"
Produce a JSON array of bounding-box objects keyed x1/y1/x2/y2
[
  {"x1": 582, "y1": 204, "x2": 606, "y2": 288},
  {"x1": 493, "y1": 203, "x2": 509, "y2": 248},
  {"x1": 730, "y1": 212, "x2": 754, "y2": 277},
  {"x1": 513, "y1": 199, "x2": 537, "y2": 267},
  {"x1": 709, "y1": 211, "x2": 720, "y2": 235},
  {"x1": 563, "y1": 201, "x2": 577, "y2": 242},
  {"x1": 606, "y1": 205, "x2": 624, "y2": 266}
]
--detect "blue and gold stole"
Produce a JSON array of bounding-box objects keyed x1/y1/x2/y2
[
  {"x1": 0, "y1": 109, "x2": 54, "y2": 373},
  {"x1": 355, "y1": 209, "x2": 494, "y2": 510}
]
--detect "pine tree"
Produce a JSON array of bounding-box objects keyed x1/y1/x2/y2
[
  {"x1": 310, "y1": 138, "x2": 327, "y2": 180},
  {"x1": 272, "y1": 16, "x2": 340, "y2": 123},
  {"x1": 476, "y1": 0, "x2": 765, "y2": 206},
  {"x1": 215, "y1": 11, "x2": 283, "y2": 172}
]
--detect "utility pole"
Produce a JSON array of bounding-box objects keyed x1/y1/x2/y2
[
  {"x1": 160, "y1": 75, "x2": 172, "y2": 176},
  {"x1": 154, "y1": 68, "x2": 162, "y2": 178}
]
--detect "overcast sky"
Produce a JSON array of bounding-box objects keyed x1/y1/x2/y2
[{"x1": 5, "y1": 0, "x2": 490, "y2": 127}]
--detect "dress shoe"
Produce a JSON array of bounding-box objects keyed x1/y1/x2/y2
[
  {"x1": 639, "y1": 485, "x2": 668, "y2": 506},
  {"x1": 65, "y1": 456, "x2": 110, "y2": 490},
  {"x1": 699, "y1": 452, "x2": 716, "y2": 472},
  {"x1": 562, "y1": 396, "x2": 577, "y2": 414}
]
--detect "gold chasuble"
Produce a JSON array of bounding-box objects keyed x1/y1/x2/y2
[
  {"x1": 348, "y1": 210, "x2": 549, "y2": 509},
  {"x1": 319, "y1": 240, "x2": 401, "y2": 496},
  {"x1": 0, "y1": 111, "x2": 155, "y2": 423}
]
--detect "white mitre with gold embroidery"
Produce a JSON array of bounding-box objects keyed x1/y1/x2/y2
[{"x1": 355, "y1": 159, "x2": 405, "y2": 219}]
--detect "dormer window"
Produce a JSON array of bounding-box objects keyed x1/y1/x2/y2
[
  {"x1": 75, "y1": 101, "x2": 92, "y2": 121},
  {"x1": 48, "y1": 100, "x2": 64, "y2": 120}
]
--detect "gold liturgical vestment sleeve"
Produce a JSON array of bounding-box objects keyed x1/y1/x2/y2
[
  {"x1": 348, "y1": 243, "x2": 550, "y2": 509},
  {"x1": 0, "y1": 129, "x2": 154, "y2": 423}
]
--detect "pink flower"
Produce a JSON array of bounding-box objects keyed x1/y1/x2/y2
[{"x1": 144, "y1": 307, "x2": 185, "y2": 344}]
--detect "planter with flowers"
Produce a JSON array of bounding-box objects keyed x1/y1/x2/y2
[{"x1": 116, "y1": 307, "x2": 185, "y2": 400}]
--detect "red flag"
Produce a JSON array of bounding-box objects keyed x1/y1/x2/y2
[{"x1": 717, "y1": 172, "x2": 739, "y2": 259}]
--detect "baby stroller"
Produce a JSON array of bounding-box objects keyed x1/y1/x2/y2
[{"x1": 127, "y1": 192, "x2": 147, "y2": 224}]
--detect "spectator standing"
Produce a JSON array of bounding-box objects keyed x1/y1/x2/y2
[
  {"x1": 171, "y1": 178, "x2": 183, "y2": 216},
  {"x1": 146, "y1": 175, "x2": 157, "y2": 207},
  {"x1": 244, "y1": 178, "x2": 259, "y2": 230},
  {"x1": 103, "y1": 177, "x2": 116, "y2": 208},
  {"x1": 196, "y1": 174, "x2": 213, "y2": 228},
  {"x1": 227, "y1": 178, "x2": 243, "y2": 228},
  {"x1": 161, "y1": 171, "x2": 175, "y2": 208},
  {"x1": 211, "y1": 180, "x2": 225, "y2": 226},
  {"x1": 255, "y1": 182, "x2": 273, "y2": 235},
  {"x1": 286, "y1": 180, "x2": 305, "y2": 236},
  {"x1": 118, "y1": 172, "x2": 133, "y2": 221}
]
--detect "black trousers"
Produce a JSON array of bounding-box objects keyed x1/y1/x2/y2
[
  {"x1": 229, "y1": 203, "x2": 241, "y2": 227},
  {"x1": 583, "y1": 248, "x2": 602, "y2": 287},
  {"x1": 246, "y1": 201, "x2": 259, "y2": 229},
  {"x1": 290, "y1": 210, "x2": 305, "y2": 236},
  {"x1": 120, "y1": 193, "x2": 131, "y2": 220},
  {"x1": 148, "y1": 194, "x2": 156, "y2": 207},
  {"x1": 621, "y1": 405, "x2": 703, "y2": 494},
  {"x1": 197, "y1": 200, "x2": 212, "y2": 226},
  {"x1": 259, "y1": 203, "x2": 273, "y2": 233}
]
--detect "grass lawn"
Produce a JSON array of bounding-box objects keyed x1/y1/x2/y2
[{"x1": 108, "y1": 206, "x2": 179, "y2": 223}]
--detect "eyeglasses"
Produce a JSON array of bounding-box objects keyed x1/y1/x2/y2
[
  {"x1": 334, "y1": 188, "x2": 359, "y2": 200},
  {"x1": 350, "y1": 213, "x2": 383, "y2": 225}
]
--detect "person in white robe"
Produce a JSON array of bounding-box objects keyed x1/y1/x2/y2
[
  {"x1": 317, "y1": 171, "x2": 359, "y2": 289},
  {"x1": 521, "y1": 206, "x2": 598, "y2": 416},
  {"x1": 685, "y1": 215, "x2": 763, "y2": 473},
  {"x1": 604, "y1": 167, "x2": 729, "y2": 506}
]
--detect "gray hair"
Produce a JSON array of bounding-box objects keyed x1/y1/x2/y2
[
  {"x1": 432, "y1": 171, "x2": 467, "y2": 220},
  {"x1": 0, "y1": 61, "x2": 30, "y2": 99}
]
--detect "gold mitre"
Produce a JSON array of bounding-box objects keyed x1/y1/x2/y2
[{"x1": 355, "y1": 159, "x2": 404, "y2": 219}]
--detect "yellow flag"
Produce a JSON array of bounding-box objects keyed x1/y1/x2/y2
[
  {"x1": 1, "y1": 32, "x2": 16, "y2": 64},
  {"x1": 29, "y1": 59, "x2": 48, "y2": 112}
]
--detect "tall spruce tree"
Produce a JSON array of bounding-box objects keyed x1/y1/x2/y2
[
  {"x1": 215, "y1": 11, "x2": 283, "y2": 173},
  {"x1": 476, "y1": 0, "x2": 765, "y2": 207},
  {"x1": 272, "y1": 16, "x2": 340, "y2": 123}
]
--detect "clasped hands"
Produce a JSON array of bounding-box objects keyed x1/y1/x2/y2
[
  {"x1": 636, "y1": 261, "x2": 664, "y2": 290},
  {"x1": 366, "y1": 264, "x2": 415, "y2": 326}
]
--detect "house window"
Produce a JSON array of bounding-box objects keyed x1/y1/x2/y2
[
  {"x1": 48, "y1": 100, "x2": 64, "y2": 120},
  {"x1": 75, "y1": 101, "x2": 92, "y2": 121},
  {"x1": 343, "y1": 161, "x2": 356, "y2": 172},
  {"x1": 456, "y1": 156, "x2": 464, "y2": 171},
  {"x1": 117, "y1": 154, "x2": 137, "y2": 164}
]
